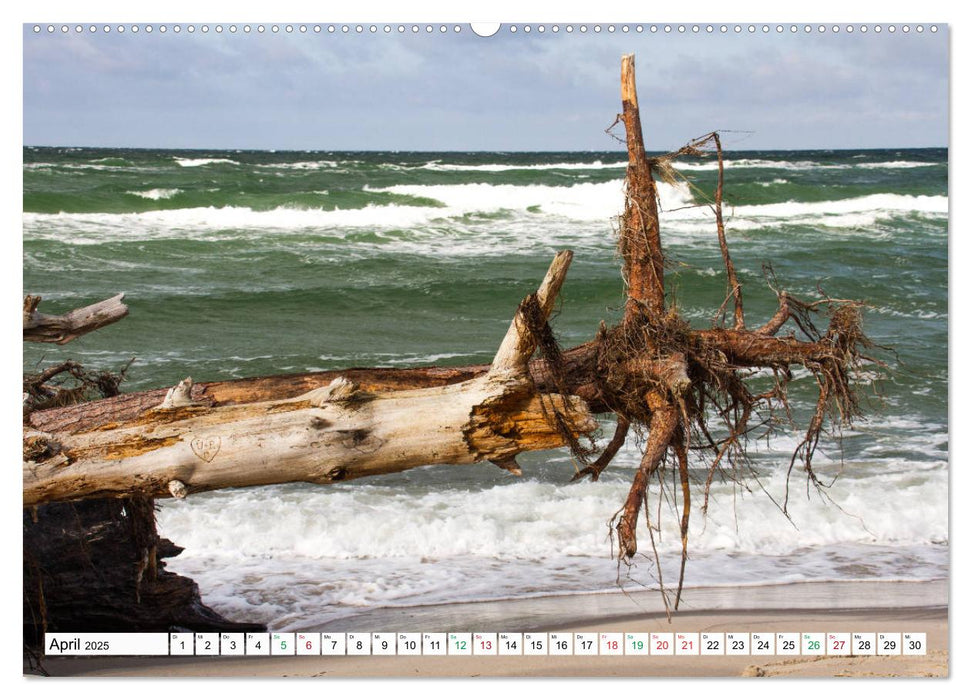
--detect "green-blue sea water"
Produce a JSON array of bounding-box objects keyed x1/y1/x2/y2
[{"x1": 23, "y1": 148, "x2": 947, "y2": 629}]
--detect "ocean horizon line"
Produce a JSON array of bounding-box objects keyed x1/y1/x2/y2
[{"x1": 23, "y1": 144, "x2": 949, "y2": 154}]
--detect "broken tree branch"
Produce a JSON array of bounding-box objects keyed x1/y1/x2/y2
[
  {"x1": 23, "y1": 293, "x2": 129, "y2": 344},
  {"x1": 712, "y1": 132, "x2": 745, "y2": 330},
  {"x1": 619, "y1": 54, "x2": 666, "y2": 317},
  {"x1": 492, "y1": 251, "x2": 573, "y2": 374}
]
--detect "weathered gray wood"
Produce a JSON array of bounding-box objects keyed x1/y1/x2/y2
[
  {"x1": 23, "y1": 293, "x2": 129, "y2": 344},
  {"x1": 492, "y1": 250, "x2": 573, "y2": 374},
  {"x1": 24, "y1": 344, "x2": 606, "y2": 436}
]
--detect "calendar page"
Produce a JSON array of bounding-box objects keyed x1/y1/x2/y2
[{"x1": 21, "y1": 5, "x2": 949, "y2": 682}]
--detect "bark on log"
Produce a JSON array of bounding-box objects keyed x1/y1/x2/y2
[
  {"x1": 23, "y1": 253, "x2": 597, "y2": 507},
  {"x1": 23, "y1": 293, "x2": 129, "y2": 344},
  {"x1": 25, "y1": 342, "x2": 606, "y2": 435}
]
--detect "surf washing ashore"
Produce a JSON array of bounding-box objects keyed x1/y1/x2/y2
[{"x1": 23, "y1": 147, "x2": 947, "y2": 675}]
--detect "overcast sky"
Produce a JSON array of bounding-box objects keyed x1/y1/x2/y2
[{"x1": 22, "y1": 23, "x2": 949, "y2": 151}]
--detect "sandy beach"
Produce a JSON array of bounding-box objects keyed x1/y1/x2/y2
[{"x1": 29, "y1": 579, "x2": 948, "y2": 678}]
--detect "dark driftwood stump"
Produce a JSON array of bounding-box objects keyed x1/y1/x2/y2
[{"x1": 23, "y1": 497, "x2": 262, "y2": 648}]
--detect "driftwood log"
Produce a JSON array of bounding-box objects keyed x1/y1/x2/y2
[{"x1": 23, "y1": 293, "x2": 128, "y2": 344}]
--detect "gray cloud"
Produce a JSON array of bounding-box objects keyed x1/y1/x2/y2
[{"x1": 23, "y1": 26, "x2": 948, "y2": 150}]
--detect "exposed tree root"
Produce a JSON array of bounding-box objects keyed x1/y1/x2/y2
[
  {"x1": 23, "y1": 358, "x2": 133, "y2": 416},
  {"x1": 581, "y1": 55, "x2": 878, "y2": 607},
  {"x1": 571, "y1": 417, "x2": 630, "y2": 482}
]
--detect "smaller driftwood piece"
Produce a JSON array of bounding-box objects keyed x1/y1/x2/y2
[{"x1": 23, "y1": 293, "x2": 129, "y2": 345}]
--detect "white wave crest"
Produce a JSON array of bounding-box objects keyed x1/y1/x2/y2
[
  {"x1": 727, "y1": 193, "x2": 948, "y2": 228},
  {"x1": 22, "y1": 204, "x2": 442, "y2": 240},
  {"x1": 24, "y1": 162, "x2": 135, "y2": 172},
  {"x1": 659, "y1": 192, "x2": 948, "y2": 236},
  {"x1": 174, "y1": 157, "x2": 240, "y2": 167},
  {"x1": 855, "y1": 161, "x2": 941, "y2": 169},
  {"x1": 674, "y1": 159, "x2": 851, "y2": 172},
  {"x1": 674, "y1": 159, "x2": 940, "y2": 173},
  {"x1": 261, "y1": 160, "x2": 341, "y2": 170},
  {"x1": 155, "y1": 460, "x2": 947, "y2": 629},
  {"x1": 126, "y1": 188, "x2": 182, "y2": 200},
  {"x1": 368, "y1": 180, "x2": 692, "y2": 222},
  {"x1": 22, "y1": 180, "x2": 692, "y2": 243},
  {"x1": 157, "y1": 463, "x2": 946, "y2": 564},
  {"x1": 23, "y1": 186, "x2": 944, "y2": 250},
  {"x1": 418, "y1": 160, "x2": 626, "y2": 172}
]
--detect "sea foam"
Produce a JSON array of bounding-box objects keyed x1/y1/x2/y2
[
  {"x1": 127, "y1": 188, "x2": 182, "y2": 200},
  {"x1": 158, "y1": 463, "x2": 946, "y2": 564},
  {"x1": 23, "y1": 180, "x2": 680, "y2": 239},
  {"x1": 174, "y1": 157, "x2": 240, "y2": 167},
  {"x1": 418, "y1": 160, "x2": 626, "y2": 172},
  {"x1": 23, "y1": 185, "x2": 947, "y2": 253},
  {"x1": 156, "y1": 460, "x2": 947, "y2": 629}
]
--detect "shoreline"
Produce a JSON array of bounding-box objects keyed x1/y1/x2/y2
[
  {"x1": 305, "y1": 578, "x2": 949, "y2": 633},
  {"x1": 30, "y1": 579, "x2": 948, "y2": 678}
]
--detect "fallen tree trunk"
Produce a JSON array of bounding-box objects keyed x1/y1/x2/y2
[
  {"x1": 25, "y1": 341, "x2": 604, "y2": 435},
  {"x1": 23, "y1": 252, "x2": 596, "y2": 507},
  {"x1": 23, "y1": 293, "x2": 128, "y2": 344}
]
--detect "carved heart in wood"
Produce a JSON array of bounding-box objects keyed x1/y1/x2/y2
[{"x1": 190, "y1": 436, "x2": 221, "y2": 463}]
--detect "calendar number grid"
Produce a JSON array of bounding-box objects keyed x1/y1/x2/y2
[{"x1": 43, "y1": 631, "x2": 928, "y2": 657}]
